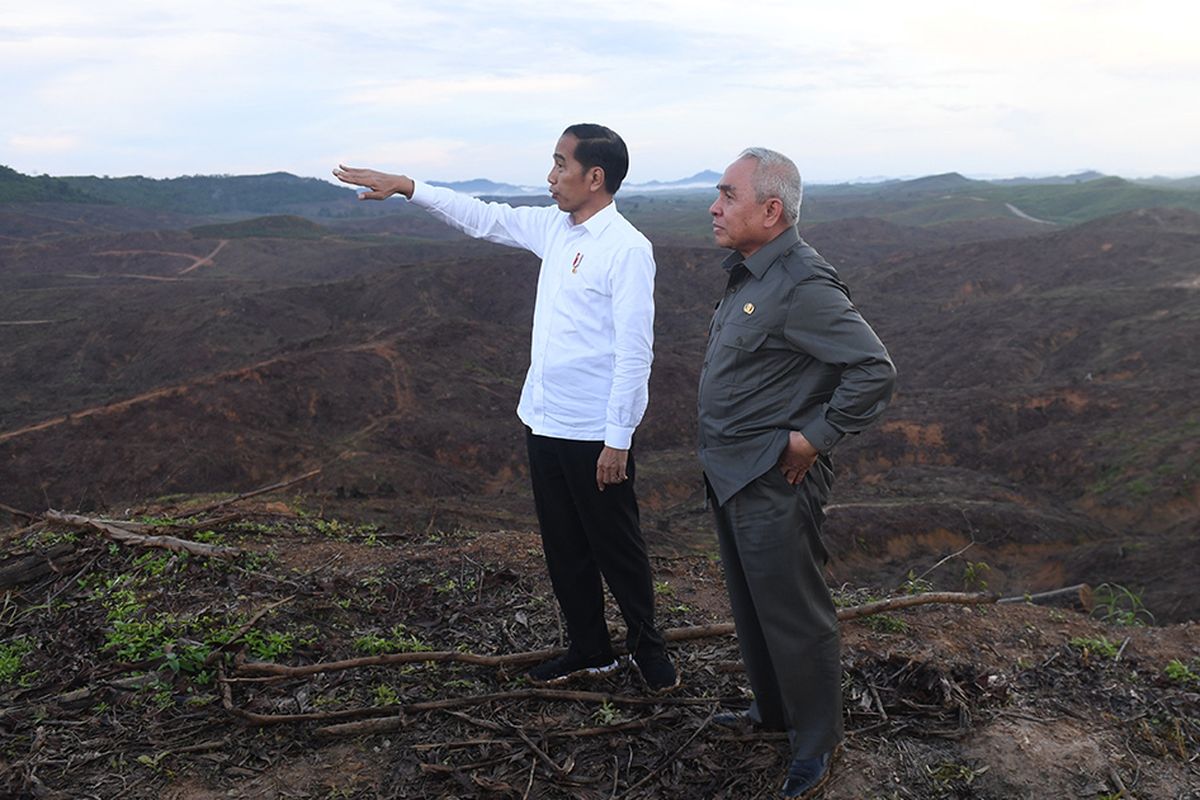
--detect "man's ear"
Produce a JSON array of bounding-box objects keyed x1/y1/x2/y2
[
  {"x1": 588, "y1": 166, "x2": 606, "y2": 193},
  {"x1": 763, "y1": 197, "x2": 785, "y2": 228}
]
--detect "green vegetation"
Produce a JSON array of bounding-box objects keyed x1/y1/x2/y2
[
  {"x1": 865, "y1": 614, "x2": 910, "y2": 634},
  {"x1": 1092, "y1": 583, "x2": 1155, "y2": 627},
  {"x1": 1164, "y1": 659, "x2": 1199, "y2": 686},
  {"x1": 0, "y1": 164, "x2": 100, "y2": 204},
  {"x1": 59, "y1": 171, "x2": 352, "y2": 215},
  {"x1": 372, "y1": 683, "x2": 401, "y2": 706},
  {"x1": 962, "y1": 561, "x2": 990, "y2": 592},
  {"x1": 353, "y1": 625, "x2": 432, "y2": 655},
  {"x1": 901, "y1": 571, "x2": 934, "y2": 595},
  {"x1": 0, "y1": 637, "x2": 37, "y2": 686},
  {"x1": 1069, "y1": 635, "x2": 1120, "y2": 660}
]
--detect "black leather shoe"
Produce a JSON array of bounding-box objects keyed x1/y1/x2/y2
[{"x1": 780, "y1": 750, "x2": 831, "y2": 798}]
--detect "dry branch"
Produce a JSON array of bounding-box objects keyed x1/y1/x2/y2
[
  {"x1": 998, "y1": 583, "x2": 1093, "y2": 611},
  {"x1": 0, "y1": 501, "x2": 38, "y2": 522},
  {"x1": 43, "y1": 510, "x2": 241, "y2": 559},
  {"x1": 237, "y1": 592, "x2": 998, "y2": 680},
  {"x1": 183, "y1": 468, "x2": 322, "y2": 516}
]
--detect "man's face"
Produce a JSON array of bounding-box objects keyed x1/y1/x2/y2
[
  {"x1": 547, "y1": 134, "x2": 596, "y2": 214},
  {"x1": 710, "y1": 157, "x2": 769, "y2": 255}
]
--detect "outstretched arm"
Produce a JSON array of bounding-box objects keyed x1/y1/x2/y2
[{"x1": 333, "y1": 165, "x2": 415, "y2": 201}]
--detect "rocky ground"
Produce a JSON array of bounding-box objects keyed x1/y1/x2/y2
[{"x1": 2, "y1": 491, "x2": 1198, "y2": 799}]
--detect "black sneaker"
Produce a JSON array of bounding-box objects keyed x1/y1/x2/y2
[
  {"x1": 527, "y1": 651, "x2": 619, "y2": 686},
  {"x1": 633, "y1": 652, "x2": 679, "y2": 694}
]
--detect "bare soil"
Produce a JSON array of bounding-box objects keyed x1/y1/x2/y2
[{"x1": 3, "y1": 495, "x2": 1198, "y2": 799}]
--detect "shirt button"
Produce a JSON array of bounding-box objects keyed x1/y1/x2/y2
[{"x1": 735, "y1": 336, "x2": 743, "y2": 345}]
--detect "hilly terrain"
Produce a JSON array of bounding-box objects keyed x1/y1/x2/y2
[{"x1": 1, "y1": 167, "x2": 1198, "y2": 798}]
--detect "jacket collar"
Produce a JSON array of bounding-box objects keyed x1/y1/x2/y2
[{"x1": 722, "y1": 225, "x2": 801, "y2": 278}]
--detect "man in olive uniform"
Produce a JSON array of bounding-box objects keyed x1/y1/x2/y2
[{"x1": 698, "y1": 148, "x2": 896, "y2": 798}]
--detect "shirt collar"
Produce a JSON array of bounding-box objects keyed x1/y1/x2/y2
[
  {"x1": 721, "y1": 226, "x2": 801, "y2": 278},
  {"x1": 570, "y1": 199, "x2": 618, "y2": 236}
]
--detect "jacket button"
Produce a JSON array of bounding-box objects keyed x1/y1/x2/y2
[{"x1": 735, "y1": 336, "x2": 743, "y2": 345}]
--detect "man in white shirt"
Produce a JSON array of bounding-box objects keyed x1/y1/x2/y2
[{"x1": 333, "y1": 124, "x2": 677, "y2": 692}]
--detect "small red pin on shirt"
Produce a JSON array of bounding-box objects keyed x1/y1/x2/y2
[{"x1": 571, "y1": 252, "x2": 583, "y2": 273}]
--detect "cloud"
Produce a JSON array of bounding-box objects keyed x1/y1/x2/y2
[
  {"x1": 1, "y1": 0, "x2": 1197, "y2": 181},
  {"x1": 7, "y1": 134, "x2": 82, "y2": 155}
]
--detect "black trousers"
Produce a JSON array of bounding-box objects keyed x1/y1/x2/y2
[
  {"x1": 525, "y1": 430, "x2": 665, "y2": 660},
  {"x1": 710, "y1": 463, "x2": 843, "y2": 760}
]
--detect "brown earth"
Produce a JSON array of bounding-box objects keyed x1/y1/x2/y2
[
  {"x1": 1, "y1": 201, "x2": 1197, "y2": 625},
  {"x1": 1, "y1": 500, "x2": 1198, "y2": 799}
]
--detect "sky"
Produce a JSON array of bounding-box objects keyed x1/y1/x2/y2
[{"x1": 3, "y1": 0, "x2": 1199, "y2": 185}]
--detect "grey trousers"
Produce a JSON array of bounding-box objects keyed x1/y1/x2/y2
[{"x1": 710, "y1": 462, "x2": 843, "y2": 759}]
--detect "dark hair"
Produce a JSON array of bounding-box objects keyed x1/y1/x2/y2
[{"x1": 563, "y1": 123, "x2": 629, "y2": 195}]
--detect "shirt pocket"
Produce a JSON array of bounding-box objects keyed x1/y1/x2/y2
[{"x1": 709, "y1": 320, "x2": 774, "y2": 386}]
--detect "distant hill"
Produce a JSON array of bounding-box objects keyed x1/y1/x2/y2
[
  {"x1": 58, "y1": 171, "x2": 355, "y2": 215},
  {"x1": 630, "y1": 170, "x2": 723, "y2": 192},
  {"x1": 429, "y1": 178, "x2": 542, "y2": 196},
  {"x1": 7, "y1": 164, "x2": 1200, "y2": 230},
  {"x1": 989, "y1": 170, "x2": 1107, "y2": 186},
  {"x1": 189, "y1": 215, "x2": 331, "y2": 239},
  {"x1": 0, "y1": 165, "x2": 102, "y2": 204},
  {"x1": 1135, "y1": 175, "x2": 1200, "y2": 190}
]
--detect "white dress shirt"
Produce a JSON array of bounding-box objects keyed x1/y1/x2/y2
[{"x1": 409, "y1": 181, "x2": 655, "y2": 449}]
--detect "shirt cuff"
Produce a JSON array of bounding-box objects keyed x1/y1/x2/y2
[
  {"x1": 408, "y1": 179, "x2": 433, "y2": 206},
  {"x1": 800, "y1": 416, "x2": 845, "y2": 455},
  {"x1": 605, "y1": 424, "x2": 635, "y2": 450}
]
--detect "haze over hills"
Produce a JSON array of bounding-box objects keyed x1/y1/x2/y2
[{"x1": 1, "y1": 166, "x2": 1197, "y2": 623}]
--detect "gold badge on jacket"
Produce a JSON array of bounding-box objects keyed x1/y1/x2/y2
[{"x1": 743, "y1": 302, "x2": 755, "y2": 315}]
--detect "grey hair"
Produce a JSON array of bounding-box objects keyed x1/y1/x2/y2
[{"x1": 738, "y1": 147, "x2": 802, "y2": 225}]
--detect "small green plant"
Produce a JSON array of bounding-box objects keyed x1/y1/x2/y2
[
  {"x1": 653, "y1": 581, "x2": 673, "y2": 596},
  {"x1": 353, "y1": 625, "x2": 431, "y2": 655},
  {"x1": 865, "y1": 614, "x2": 909, "y2": 634},
  {"x1": 373, "y1": 683, "x2": 401, "y2": 706},
  {"x1": 0, "y1": 637, "x2": 36, "y2": 686},
  {"x1": 133, "y1": 552, "x2": 175, "y2": 578},
  {"x1": 1070, "y1": 635, "x2": 1119, "y2": 660},
  {"x1": 962, "y1": 561, "x2": 990, "y2": 592},
  {"x1": 593, "y1": 699, "x2": 619, "y2": 725},
  {"x1": 1092, "y1": 583, "x2": 1154, "y2": 627},
  {"x1": 244, "y1": 629, "x2": 295, "y2": 661},
  {"x1": 192, "y1": 530, "x2": 226, "y2": 545},
  {"x1": 1164, "y1": 659, "x2": 1199, "y2": 686},
  {"x1": 901, "y1": 571, "x2": 933, "y2": 595}
]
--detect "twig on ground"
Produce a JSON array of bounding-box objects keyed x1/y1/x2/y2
[
  {"x1": 237, "y1": 592, "x2": 998, "y2": 681},
  {"x1": 183, "y1": 469, "x2": 322, "y2": 516},
  {"x1": 906, "y1": 540, "x2": 975, "y2": 588},
  {"x1": 204, "y1": 595, "x2": 296, "y2": 667}
]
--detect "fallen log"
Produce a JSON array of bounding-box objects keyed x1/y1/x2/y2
[
  {"x1": 43, "y1": 510, "x2": 241, "y2": 559},
  {"x1": 0, "y1": 543, "x2": 77, "y2": 590}
]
